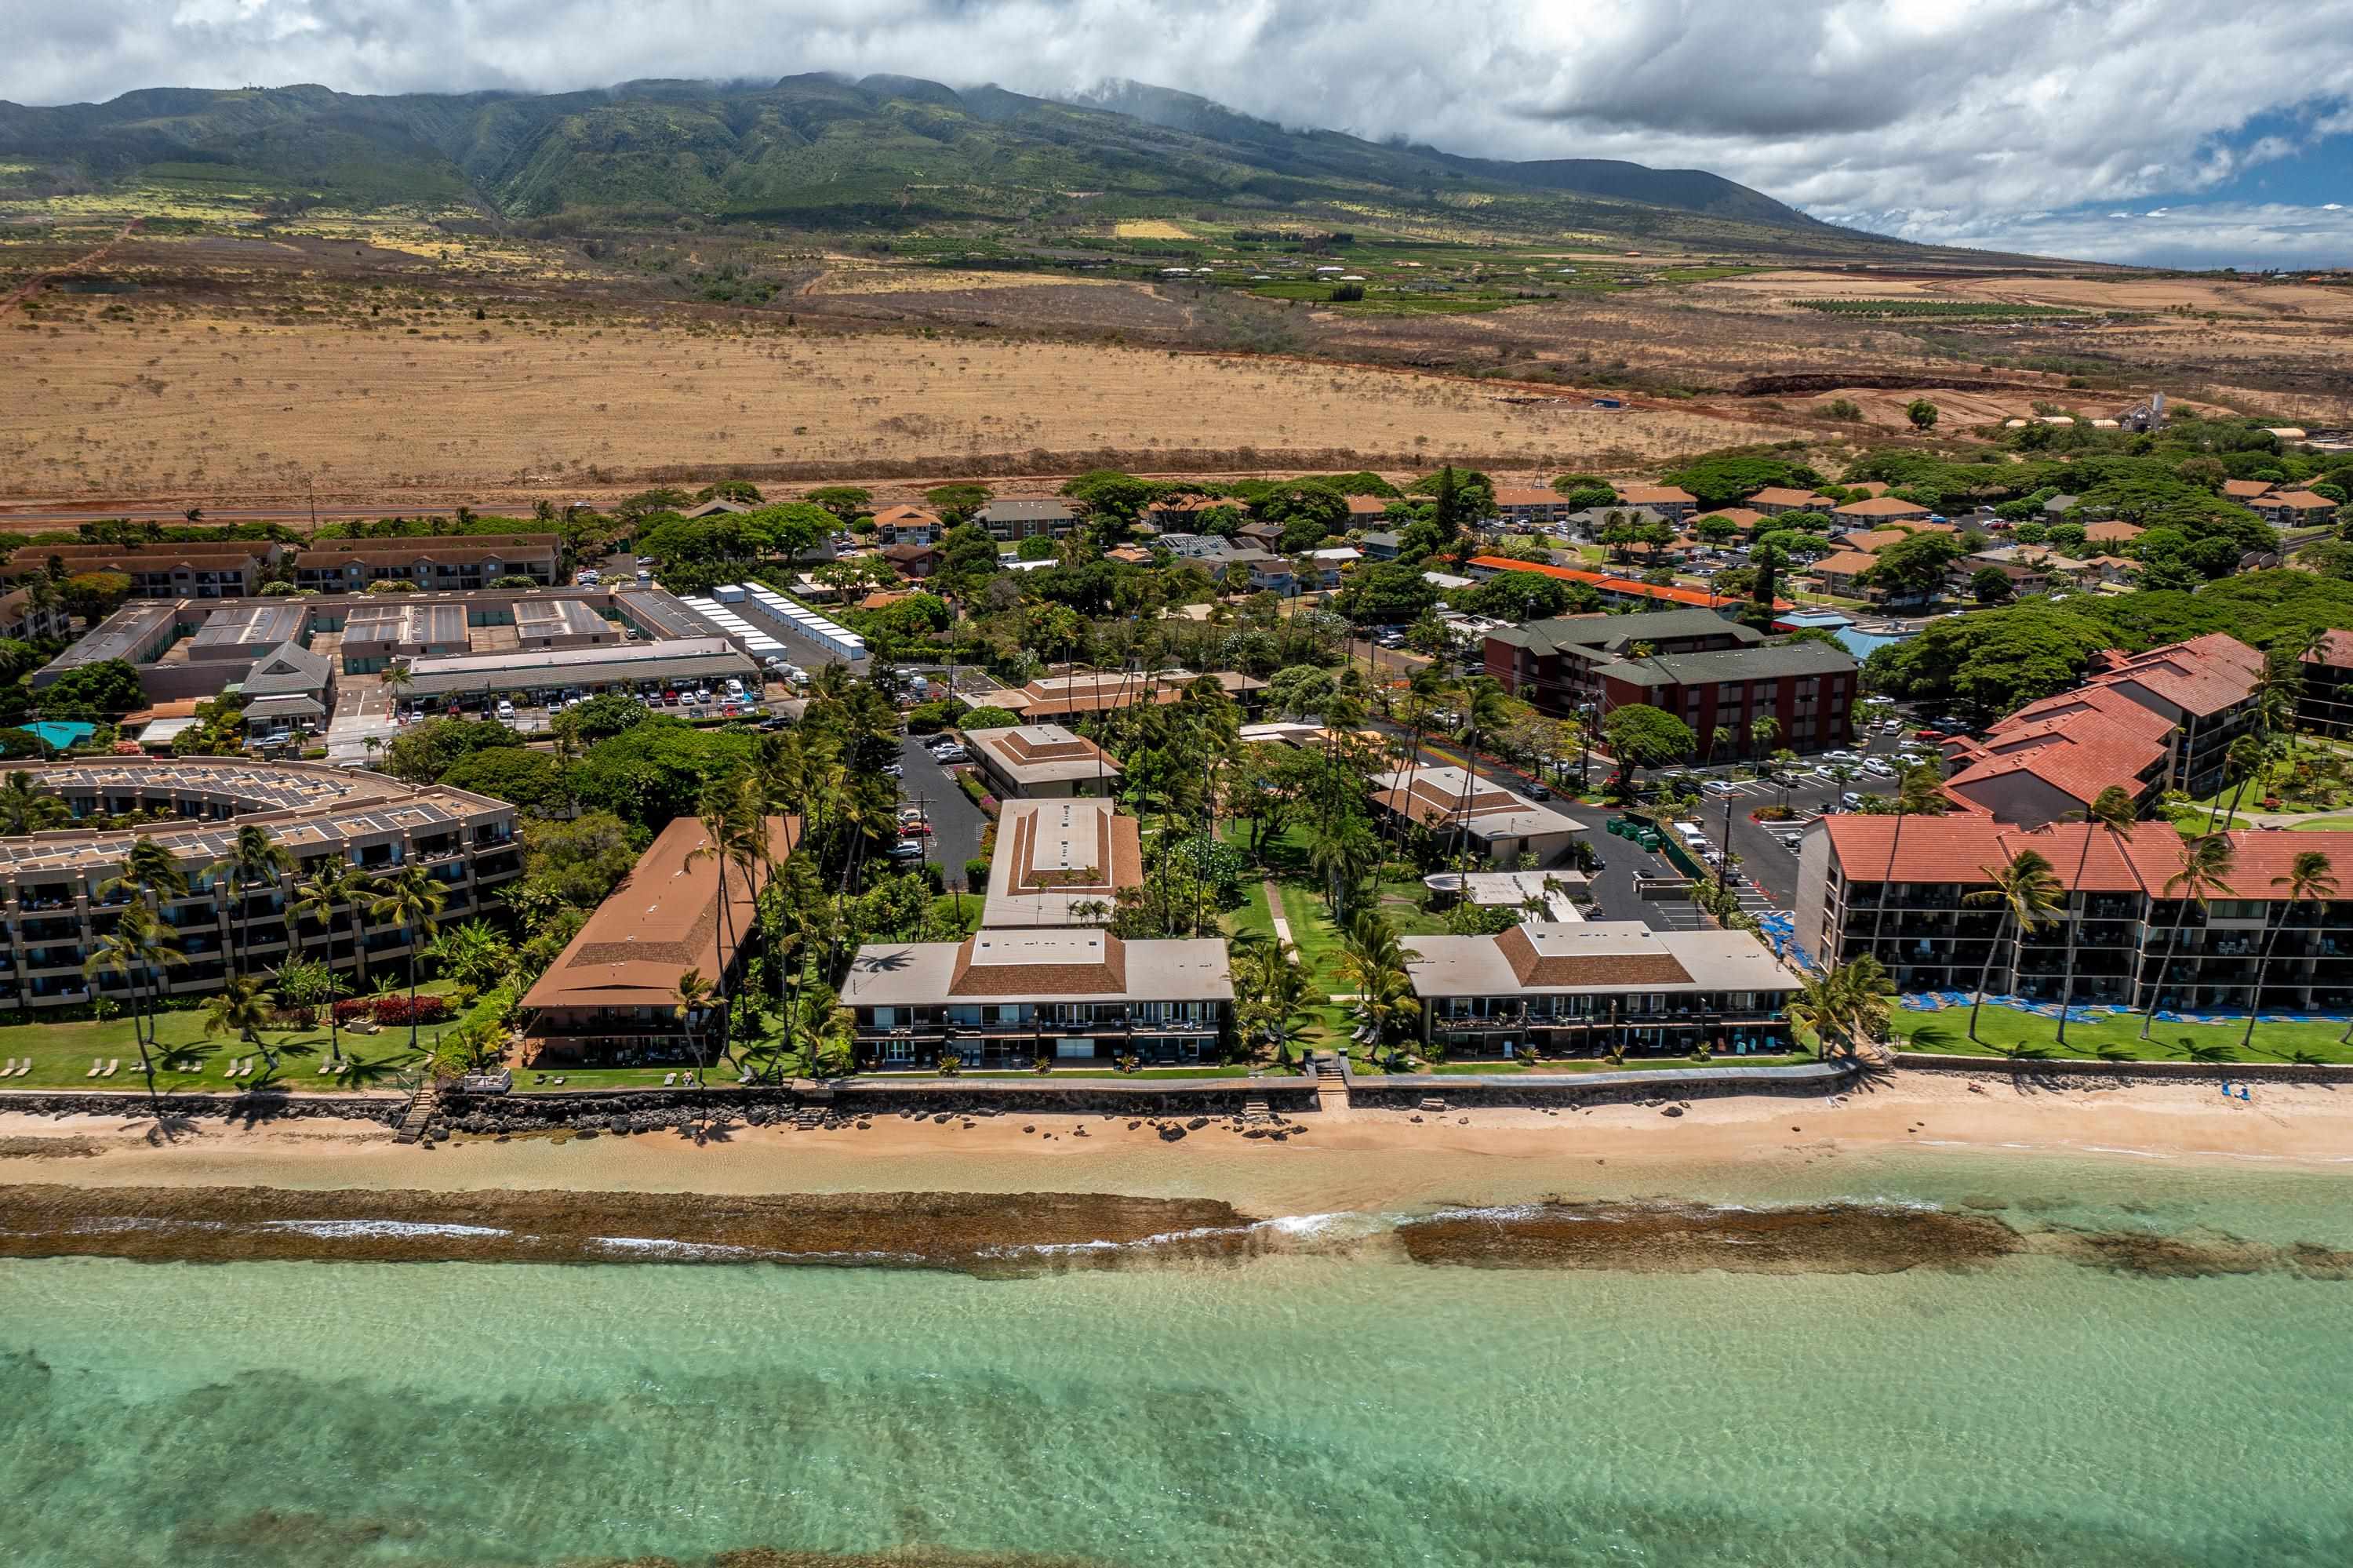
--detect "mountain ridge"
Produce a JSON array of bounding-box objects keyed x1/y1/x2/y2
[{"x1": 0, "y1": 72, "x2": 1881, "y2": 251}]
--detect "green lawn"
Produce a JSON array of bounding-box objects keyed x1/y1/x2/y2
[
  {"x1": 1894, "y1": 1004, "x2": 2353, "y2": 1066},
  {"x1": 1423, "y1": 1051, "x2": 1809, "y2": 1075},
  {"x1": 2286, "y1": 816, "x2": 2353, "y2": 832},
  {"x1": 0, "y1": 1010, "x2": 421, "y2": 1093},
  {"x1": 932, "y1": 893, "x2": 985, "y2": 937},
  {"x1": 953, "y1": 1066, "x2": 1257, "y2": 1079}
]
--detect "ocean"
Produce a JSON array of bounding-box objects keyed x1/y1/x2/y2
[{"x1": 2, "y1": 1147, "x2": 2348, "y2": 1567}]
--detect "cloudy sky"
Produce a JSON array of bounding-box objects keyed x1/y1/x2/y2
[{"x1": 11, "y1": 0, "x2": 2353, "y2": 267}]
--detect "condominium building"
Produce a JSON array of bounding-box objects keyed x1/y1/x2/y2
[
  {"x1": 1938, "y1": 686, "x2": 2175, "y2": 828},
  {"x1": 3, "y1": 541, "x2": 283, "y2": 599},
  {"x1": 0, "y1": 759, "x2": 520, "y2": 1011},
  {"x1": 977, "y1": 499, "x2": 1078, "y2": 541},
  {"x1": 1486, "y1": 607, "x2": 1764, "y2": 716},
  {"x1": 980, "y1": 799, "x2": 1143, "y2": 926},
  {"x1": 1794, "y1": 816, "x2": 2353, "y2": 1013},
  {"x1": 840, "y1": 929, "x2": 1233, "y2": 1068},
  {"x1": 1403, "y1": 921, "x2": 1798, "y2": 1059},
  {"x1": 967, "y1": 723, "x2": 1122, "y2": 799},
  {"x1": 2298, "y1": 630, "x2": 2353, "y2": 738},
  {"x1": 1368, "y1": 763, "x2": 1584, "y2": 868},
  {"x1": 519, "y1": 814, "x2": 798, "y2": 1064},
  {"x1": 291, "y1": 535, "x2": 562, "y2": 593},
  {"x1": 2075, "y1": 634, "x2": 2264, "y2": 796}
]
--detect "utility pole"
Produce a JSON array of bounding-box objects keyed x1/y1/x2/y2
[{"x1": 1718, "y1": 795, "x2": 1734, "y2": 893}]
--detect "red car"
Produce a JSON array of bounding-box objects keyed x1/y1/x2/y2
[
  {"x1": 1915, "y1": 728, "x2": 1944, "y2": 742},
  {"x1": 898, "y1": 820, "x2": 933, "y2": 835}
]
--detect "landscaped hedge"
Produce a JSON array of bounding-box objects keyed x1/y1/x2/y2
[{"x1": 333, "y1": 994, "x2": 453, "y2": 1026}]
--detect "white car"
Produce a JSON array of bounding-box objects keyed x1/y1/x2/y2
[
  {"x1": 1823, "y1": 749, "x2": 1860, "y2": 765},
  {"x1": 494, "y1": 700, "x2": 515, "y2": 721},
  {"x1": 1861, "y1": 758, "x2": 1896, "y2": 779}
]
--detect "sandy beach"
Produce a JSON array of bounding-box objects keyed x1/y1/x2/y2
[{"x1": 3, "y1": 1075, "x2": 2346, "y2": 1216}]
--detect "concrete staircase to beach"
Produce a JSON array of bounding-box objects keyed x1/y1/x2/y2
[
  {"x1": 1242, "y1": 1097, "x2": 1272, "y2": 1123},
  {"x1": 395, "y1": 1082, "x2": 439, "y2": 1145},
  {"x1": 1313, "y1": 1054, "x2": 1349, "y2": 1117}
]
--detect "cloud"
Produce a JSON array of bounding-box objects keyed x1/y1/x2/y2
[
  {"x1": 1873, "y1": 202, "x2": 2353, "y2": 268},
  {"x1": 5, "y1": 0, "x2": 2352, "y2": 265}
]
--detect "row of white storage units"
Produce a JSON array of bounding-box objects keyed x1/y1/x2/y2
[
  {"x1": 738, "y1": 583, "x2": 867, "y2": 663},
  {"x1": 682, "y1": 595, "x2": 789, "y2": 662}
]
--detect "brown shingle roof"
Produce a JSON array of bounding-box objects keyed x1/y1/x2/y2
[{"x1": 1834, "y1": 497, "x2": 1933, "y2": 518}]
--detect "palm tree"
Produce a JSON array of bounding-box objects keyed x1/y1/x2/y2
[
  {"x1": 2137, "y1": 834, "x2": 2236, "y2": 1040},
  {"x1": 2241, "y1": 850, "x2": 2338, "y2": 1050},
  {"x1": 1964, "y1": 849, "x2": 2062, "y2": 1042},
  {"x1": 2205, "y1": 732, "x2": 2272, "y2": 833},
  {"x1": 0, "y1": 771, "x2": 67, "y2": 834},
  {"x1": 1306, "y1": 815, "x2": 1380, "y2": 923},
  {"x1": 289, "y1": 858, "x2": 366, "y2": 1057},
  {"x1": 202, "y1": 971, "x2": 278, "y2": 1075},
  {"x1": 1232, "y1": 935, "x2": 1317, "y2": 1067},
  {"x1": 213, "y1": 823, "x2": 294, "y2": 979},
  {"x1": 83, "y1": 902, "x2": 185, "y2": 1098},
  {"x1": 1784, "y1": 968, "x2": 1846, "y2": 1056},
  {"x1": 1332, "y1": 911, "x2": 1419, "y2": 1065},
  {"x1": 1784, "y1": 955, "x2": 1893, "y2": 1057},
  {"x1": 1864, "y1": 762, "x2": 1951, "y2": 975},
  {"x1": 1449, "y1": 675, "x2": 1513, "y2": 871},
  {"x1": 686, "y1": 772, "x2": 756, "y2": 1067},
  {"x1": 367, "y1": 861, "x2": 446, "y2": 1053},
  {"x1": 2053, "y1": 785, "x2": 2140, "y2": 1046},
  {"x1": 380, "y1": 663, "x2": 415, "y2": 711},
  {"x1": 674, "y1": 967, "x2": 715, "y2": 1090}
]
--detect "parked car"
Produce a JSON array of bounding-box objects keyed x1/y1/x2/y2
[
  {"x1": 1769, "y1": 769, "x2": 1800, "y2": 787},
  {"x1": 1840, "y1": 791, "x2": 1864, "y2": 810},
  {"x1": 898, "y1": 820, "x2": 933, "y2": 836},
  {"x1": 886, "y1": 839, "x2": 925, "y2": 860},
  {"x1": 1526, "y1": 783, "x2": 1551, "y2": 801},
  {"x1": 932, "y1": 746, "x2": 969, "y2": 764},
  {"x1": 880, "y1": 763, "x2": 904, "y2": 779},
  {"x1": 494, "y1": 700, "x2": 515, "y2": 721},
  {"x1": 1861, "y1": 758, "x2": 1896, "y2": 779},
  {"x1": 1823, "y1": 749, "x2": 1860, "y2": 765}
]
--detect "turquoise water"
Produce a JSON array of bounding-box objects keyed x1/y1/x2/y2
[{"x1": 3, "y1": 1153, "x2": 2351, "y2": 1567}]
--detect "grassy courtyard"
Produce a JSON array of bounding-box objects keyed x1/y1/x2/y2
[
  {"x1": 0, "y1": 1010, "x2": 423, "y2": 1093},
  {"x1": 1893, "y1": 1003, "x2": 2353, "y2": 1066}
]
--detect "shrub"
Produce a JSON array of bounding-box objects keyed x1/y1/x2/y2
[
  {"x1": 270, "y1": 1006, "x2": 318, "y2": 1030},
  {"x1": 333, "y1": 994, "x2": 453, "y2": 1026}
]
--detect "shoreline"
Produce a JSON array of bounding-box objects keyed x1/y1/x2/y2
[{"x1": 2, "y1": 1075, "x2": 2348, "y2": 1217}]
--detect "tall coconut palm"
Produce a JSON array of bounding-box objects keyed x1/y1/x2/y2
[
  {"x1": 82, "y1": 902, "x2": 184, "y2": 1099},
  {"x1": 1448, "y1": 675, "x2": 1513, "y2": 871},
  {"x1": 2242, "y1": 850, "x2": 2338, "y2": 1050},
  {"x1": 367, "y1": 861, "x2": 446, "y2": 1054},
  {"x1": 2137, "y1": 834, "x2": 2237, "y2": 1040},
  {"x1": 1835, "y1": 955, "x2": 1897, "y2": 1054},
  {"x1": 1864, "y1": 762, "x2": 1951, "y2": 975},
  {"x1": 380, "y1": 663, "x2": 415, "y2": 711},
  {"x1": 1306, "y1": 815, "x2": 1380, "y2": 923},
  {"x1": 2053, "y1": 785, "x2": 2140, "y2": 1046},
  {"x1": 2205, "y1": 733, "x2": 2272, "y2": 834},
  {"x1": 289, "y1": 858, "x2": 365, "y2": 1060},
  {"x1": 213, "y1": 823, "x2": 294, "y2": 979},
  {"x1": 673, "y1": 967, "x2": 715, "y2": 1089},
  {"x1": 1964, "y1": 849, "x2": 2063, "y2": 1042},
  {"x1": 686, "y1": 771, "x2": 757, "y2": 1067}
]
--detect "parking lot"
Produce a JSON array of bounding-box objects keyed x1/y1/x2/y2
[{"x1": 892, "y1": 734, "x2": 990, "y2": 890}]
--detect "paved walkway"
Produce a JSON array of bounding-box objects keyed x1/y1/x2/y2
[{"x1": 1264, "y1": 878, "x2": 1294, "y2": 946}]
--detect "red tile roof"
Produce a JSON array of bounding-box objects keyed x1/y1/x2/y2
[
  {"x1": 2087, "y1": 633, "x2": 2264, "y2": 719},
  {"x1": 1466, "y1": 555, "x2": 1792, "y2": 610},
  {"x1": 2222, "y1": 478, "x2": 2275, "y2": 499},
  {"x1": 1809, "y1": 550, "x2": 1881, "y2": 579},
  {"x1": 1494, "y1": 488, "x2": 1562, "y2": 508},
  {"x1": 1828, "y1": 818, "x2": 2353, "y2": 899},
  {"x1": 1749, "y1": 487, "x2": 1830, "y2": 508},
  {"x1": 1944, "y1": 711, "x2": 2169, "y2": 809},
  {"x1": 1834, "y1": 497, "x2": 1933, "y2": 518},
  {"x1": 1617, "y1": 484, "x2": 1696, "y2": 506},
  {"x1": 2265, "y1": 490, "x2": 2336, "y2": 511},
  {"x1": 1999, "y1": 684, "x2": 2176, "y2": 743}
]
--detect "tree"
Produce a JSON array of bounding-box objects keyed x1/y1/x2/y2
[
  {"x1": 425, "y1": 919, "x2": 515, "y2": 991},
  {"x1": 1230, "y1": 936, "x2": 1318, "y2": 1065},
  {"x1": 369, "y1": 862, "x2": 447, "y2": 1055},
  {"x1": 2242, "y1": 850, "x2": 2337, "y2": 1050},
  {"x1": 1459, "y1": 572, "x2": 1573, "y2": 623},
  {"x1": 62, "y1": 570, "x2": 133, "y2": 622},
  {"x1": 1332, "y1": 562, "x2": 1440, "y2": 626},
  {"x1": 1864, "y1": 530, "x2": 1965, "y2": 600},
  {"x1": 212, "y1": 823, "x2": 294, "y2": 981},
  {"x1": 83, "y1": 901, "x2": 186, "y2": 1101},
  {"x1": 1964, "y1": 849, "x2": 2063, "y2": 1042},
  {"x1": 35, "y1": 657, "x2": 144, "y2": 720},
  {"x1": 1969, "y1": 566, "x2": 2016, "y2": 605},
  {"x1": 1784, "y1": 955, "x2": 1893, "y2": 1057},
  {"x1": 674, "y1": 967, "x2": 715, "y2": 1090},
  {"x1": 0, "y1": 770, "x2": 67, "y2": 833},
  {"x1": 1264, "y1": 664, "x2": 1340, "y2": 721},
  {"x1": 2137, "y1": 834, "x2": 2236, "y2": 1041},
  {"x1": 1447, "y1": 675, "x2": 1515, "y2": 871},
  {"x1": 926, "y1": 484, "x2": 991, "y2": 526},
  {"x1": 805, "y1": 486, "x2": 872, "y2": 524},
  {"x1": 2051, "y1": 786, "x2": 2140, "y2": 1045},
  {"x1": 1600, "y1": 704, "x2": 1693, "y2": 786},
  {"x1": 1905, "y1": 399, "x2": 1940, "y2": 431},
  {"x1": 556, "y1": 691, "x2": 651, "y2": 744},
  {"x1": 203, "y1": 971, "x2": 278, "y2": 1075},
  {"x1": 1332, "y1": 911, "x2": 1420, "y2": 1063},
  {"x1": 439, "y1": 745, "x2": 570, "y2": 816}
]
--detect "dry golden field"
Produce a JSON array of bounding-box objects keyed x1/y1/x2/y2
[{"x1": 0, "y1": 304, "x2": 1778, "y2": 504}]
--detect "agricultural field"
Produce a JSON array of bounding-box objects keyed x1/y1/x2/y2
[{"x1": 1790, "y1": 299, "x2": 2093, "y2": 319}]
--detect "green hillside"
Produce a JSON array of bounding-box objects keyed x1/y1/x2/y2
[{"x1": 0, "y1": 73, "x2": 1903, "y2": 253}]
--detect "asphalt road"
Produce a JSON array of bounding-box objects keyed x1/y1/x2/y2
[{"x1": 896, "y1": 735, "x2": 990, "y2": 892}]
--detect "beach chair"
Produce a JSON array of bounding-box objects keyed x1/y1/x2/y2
[
  {"x1": 2, "y1": 1058, "x2": 15, "y2": 1075},
  {"x1": 664, "y1": 1072, "x2": 678, "y2": 1086},
  {"x1": 85, "y1": 1057, "x2": 102, "y2": 1078},
  {"x1": 103, "y1": 1060, "x2": 118, "y2": 1077}
]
